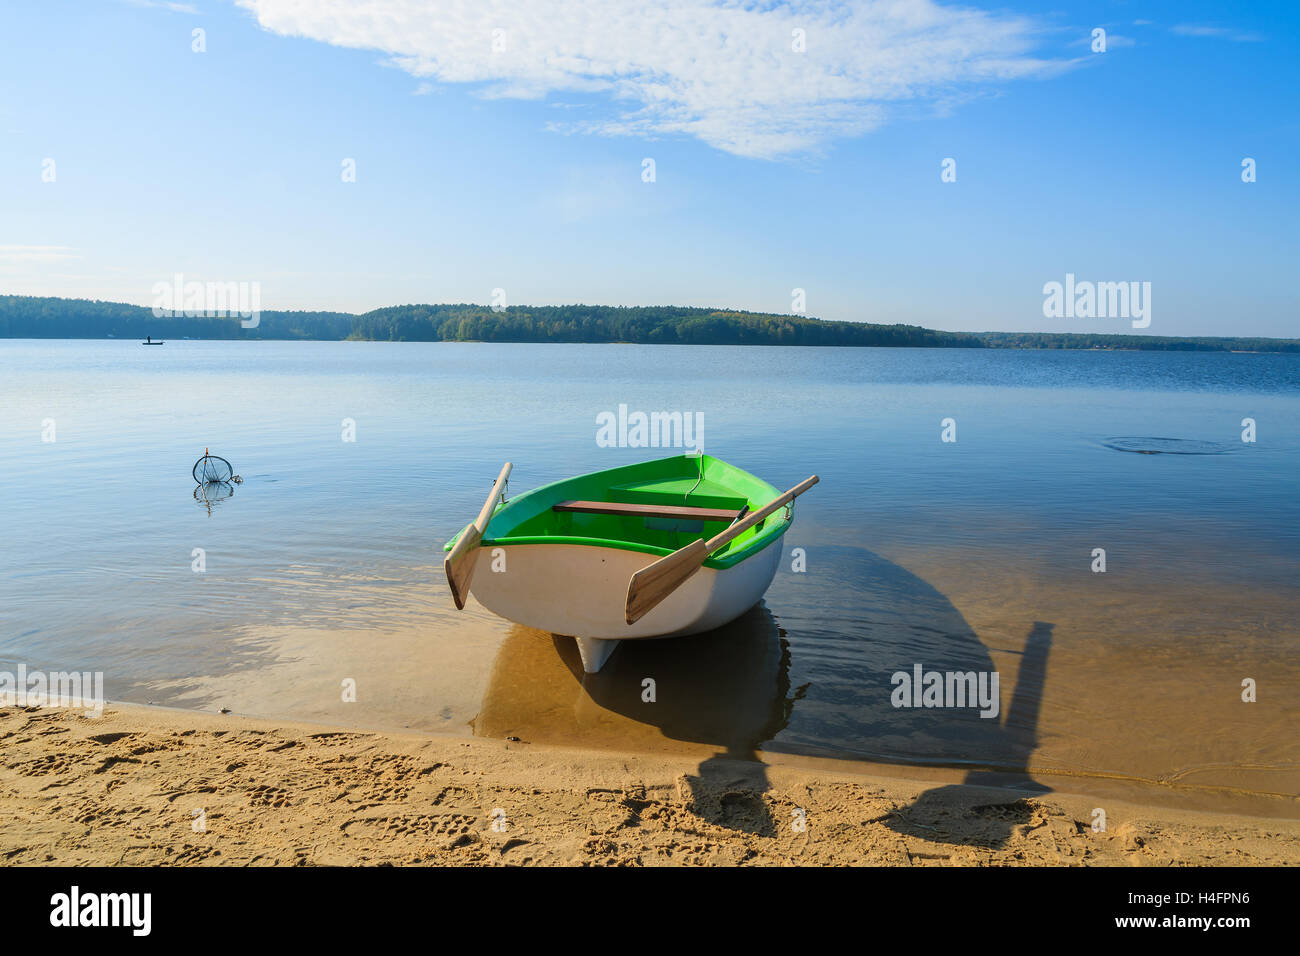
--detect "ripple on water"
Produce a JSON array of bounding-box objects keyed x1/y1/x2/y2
[{"x1": 1100, "y1": 437, "x2": 1243, "y2": 456}]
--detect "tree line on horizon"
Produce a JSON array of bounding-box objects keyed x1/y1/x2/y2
[{"x1": 1, "y1": 295, "x2": 1296, "y2": 352}]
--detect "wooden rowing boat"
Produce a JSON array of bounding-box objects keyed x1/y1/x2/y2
[{"x1": 442, "y1": 455, "x2": 817, "y2": 673}]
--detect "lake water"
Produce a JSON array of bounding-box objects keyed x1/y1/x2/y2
[{"x1": 2, "y1": 340, "x2": 1298, "y2": 814}]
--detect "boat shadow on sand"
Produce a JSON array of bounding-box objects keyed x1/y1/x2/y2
[
  {"x1": 474, "y1": 604, "x2": 806, "y2": 836},
  {"x1": 474, "y1": 544, "x2": 1052, "y2": 844}
]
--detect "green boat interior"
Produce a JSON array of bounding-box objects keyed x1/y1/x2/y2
[{"x1": 445, "y1": 454, "x2": 792, "y2": 569}]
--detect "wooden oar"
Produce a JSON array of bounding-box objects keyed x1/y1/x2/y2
[
  {"x1": 444, "y1": 462, "x2": 512, "y2": 610},
  {"x1": 624, "y1": 474, "x2": 818, "y2": 624}
]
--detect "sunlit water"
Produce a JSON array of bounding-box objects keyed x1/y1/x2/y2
[{"x1": 2, "y1": 341, "x2": 1297, "y2": 812}]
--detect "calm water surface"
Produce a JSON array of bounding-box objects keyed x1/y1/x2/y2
[{"x1": 2, "y1": 341, "x2": 1297, "y2": 812}]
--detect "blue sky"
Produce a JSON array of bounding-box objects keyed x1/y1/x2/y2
[{"x1": 1, "y1": 0, "x2": 1296, "y2": 336}]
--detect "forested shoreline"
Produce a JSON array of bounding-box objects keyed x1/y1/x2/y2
[{"x1": 2, "y1": 295, "x2": 1296, "y2": 352}]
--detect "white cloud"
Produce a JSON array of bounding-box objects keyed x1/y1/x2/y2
[
  {"x1": 1074, "y1": 31, "x2": 1135, "y2": 49},
  {"x1": 236, "y1": 0, "x2": 1066, "y2": 159},
  {"x1": 124, "y1": 0, "x2": 201, "y2": 13},
  {"x1": 0, "y1": 245, "x2": 81, "y2": 262},
  {"x1": 1172, "y1": 24, "x2": 1264, "y2": 42}
]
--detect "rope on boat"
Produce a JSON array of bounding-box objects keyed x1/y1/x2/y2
[{"x1": 684, "y1": 451, "x2": 704, "y2": 505}]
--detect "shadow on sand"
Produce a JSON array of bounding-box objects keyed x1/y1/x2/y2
[
  {"x1": 884, "y1": 620, "x2": 1053, "y2": 849},
  {"x1": 473, "y1": 544, "x2": 1052, "y2": 841}
]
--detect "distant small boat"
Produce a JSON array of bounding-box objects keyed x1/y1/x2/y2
[
  {"x1": 142, "y1": 335, "x2": 165, "y2": 345},
  {"x1": 443, "y1": 454, "x2": 817, "y2": 673}
]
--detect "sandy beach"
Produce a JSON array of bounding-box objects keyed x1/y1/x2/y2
[{"x1": 3, "y1": 702, "x2": 1297, "y2": 867}]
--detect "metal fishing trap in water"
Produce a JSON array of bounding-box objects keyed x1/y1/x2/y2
[
  {"x1": 192, "y1": 448, "x2": 242, "y2": 513},
  {"x1": 193, "y1": 449, "x2": 239, "y2": 483}
]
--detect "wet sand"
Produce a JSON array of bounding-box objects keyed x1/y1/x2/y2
[{"x1": 2, "y1": 703, "x2": 1298, "y2": 866}]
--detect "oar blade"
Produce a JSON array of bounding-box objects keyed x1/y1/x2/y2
[
  {"x1": 443, "y1": 525, "x2": 483, "y2": 610},
  {"x1": 625, "y1": 539, "x2": 709, "y2": 624},
  {"x1": 624, "y1": 474, "x2": 819, "y2": 626}
]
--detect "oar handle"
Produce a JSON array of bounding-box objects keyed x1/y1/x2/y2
[
  {"x1": 473, "y1": 462, "x2": 513, "y2": 533},
  {"x1": 703, "y1": 475, "x2": 818, "y2": 554},
  {"x1": 444, "y1": 461, "x2": 512, "y2": 611}
]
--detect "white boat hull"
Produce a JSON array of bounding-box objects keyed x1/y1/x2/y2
[{"x1": 468, "y1": 538, "x2": 784, "y2": 673}]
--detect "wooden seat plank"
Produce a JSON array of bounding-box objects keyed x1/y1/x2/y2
[{"x1": 553, "y1": 499, "x2": 741, "y2": 522}]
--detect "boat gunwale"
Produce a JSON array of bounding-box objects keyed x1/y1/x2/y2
[
  {"x1": 442, "y1": 454, "x2": 795, "y2": 571},
  {"x1": 474, "y1": 524, "x2": 788, "y2": 570}
]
